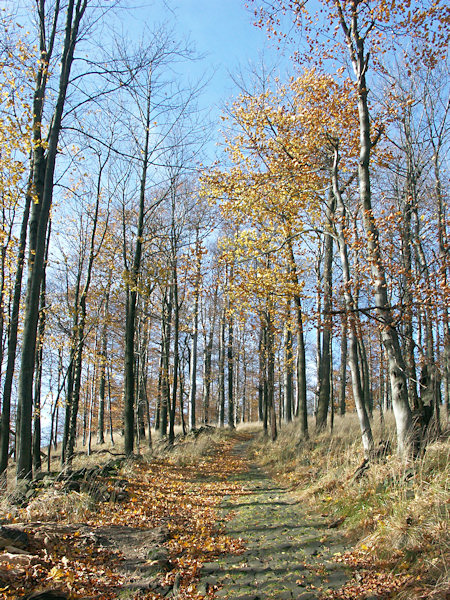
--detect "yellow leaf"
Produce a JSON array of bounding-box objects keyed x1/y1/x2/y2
[{"x1": 47, "y1": 566, "x2": 65, "y2": 580}]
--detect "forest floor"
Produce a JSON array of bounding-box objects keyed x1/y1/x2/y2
[{"x1": 0, "y1": 427, "x2": 447, "y2": 599}]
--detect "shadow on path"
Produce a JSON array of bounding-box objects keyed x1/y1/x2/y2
[{"x1": 198, "y1": 433, "x2": 351, "y2": 600}]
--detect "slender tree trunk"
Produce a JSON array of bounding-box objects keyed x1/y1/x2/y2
[
  {"x1": 435, "y1": 159, "x2": 449, "y2": 422},
  {"x1": 97, "y1": 281, "x2": 110, "y2": 445},
  {"x1": 227, "y1": 312, "x2": 235, "y2": 429},
  {"x1": 339, "y1": 315, "x2": 347, "y2": 416},
  {"x1": 178, "y1": 358, "x2": 186, "y2": 435},
  {"x1": 331, "y1": 142, "x2": 374, "y2": 455},
  {"x1": 357, "y1": 331, "x2": 372, "y2": 416},
  {"x1": 107, "y1": 364, "x2": 114, "y2": 445},
  {"x1": 402, "y1": 182, "x2": 420, "y2": 410},
  {"x1": 61, "y1": 258, "x2": 82, "y2": 466},
  {"x1": 32, "y1": 221, "x2": 50, "y2": 473},
  {"x1": 241, "y1": 347, "x2": 247, "y2": 422},
  {"x1": 336, "y1": 3, "x2": 412, "y2": 454},
  {"x1": 413, "y1": 205, "x2": 439, "y2": 434},
  {"x1": 315, "y1": 257, "x2": 322, "y2": 418},
  {"x1": 283, "y1": 302, "x2": 293, "y2": 423},
  {"x1": 169, "y1": 263, "x2": 179, "y2": 445},
  {"x1": 188, "y1": 238, "x2": 201, "y2": 431},
  {"x1": 17, "y1": 0, "x2": 88, "y2": 481},
  {"x1": 160, "y1": 289, "x2": 172, "y2": 437},
  {"x1": 266, "y1": 309, "x2": 277, "y2": 441},
  {"x1": 123, "y1": 86, "x2": 151, "y2": 455},
  {"x1": 286, "y1": 241, "x2": 307, "y2": 436},
  {"x1": 258, "y1": 326, "x2": 264, "y2": 422},
  {"x1": 0, "y1": 190, "x2": 31, "y2": 478},
  {"x1": 218, "y1": 308, "x2": 225, "y2": 427},
  {"x1": 155, "y1": 339, "x2": 163, "y2": 432},
  {"x1": 316, "y1": 196, "x2": 335, "y2": 431},
  {"x1": 65, "y1": 162, "x2": 106, "y2": 464},
  {"x1": 202, "y1": 285, "x2": 217, "y2": 425},
  {"x1": 330, "y1": 335, "x2": 334, "y2": 432}
]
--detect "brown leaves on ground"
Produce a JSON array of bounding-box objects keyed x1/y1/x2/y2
[
  {"x1": 1, "y1": 435, "x2": 249, "y2": 600},
  {"x1": 328, "y1": 547, "x2": 427, "y2": 600}
]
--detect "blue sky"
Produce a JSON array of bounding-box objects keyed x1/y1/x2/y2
[
  {"x1": 169, "y1": 0, "x2": 274, "y2": 95},
  {"x1": 123, "y1": 0, "x2": 286, "y2": 157}
]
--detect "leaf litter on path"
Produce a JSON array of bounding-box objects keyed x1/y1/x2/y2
[{"x1": 2, "y1": 431, "x2": 421, "y2": 600}]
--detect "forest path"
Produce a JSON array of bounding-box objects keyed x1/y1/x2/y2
[{"x1": 198, "y1": 431, "x2": 351, "y2": 600}]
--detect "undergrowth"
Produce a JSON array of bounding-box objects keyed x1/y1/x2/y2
[{"x1": 253, "y1": 413, "x2": 449, "y2": 600}]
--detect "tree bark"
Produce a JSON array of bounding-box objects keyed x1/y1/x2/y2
[
  {"x1": 160, "y1": 289, "x2": 172, "y2": 437},
  {"x1": 169, "y1": 262, "x2": 179, "y2": 445},
  {"x1": 286, "y1": 241, "x2": 308, "y2": 437},
  {"x1": 32, "y1": 221, "x2": 51, "y2": 474},
  {"x1": 266, "y1": 308, "x2": 277, "y2": 441},
  {"x1": 202, "y1": 283, "x2": 217, "y2": 424},
  {"x1": 123, "y1": 82, "x2": 151, "y2": 455},
  {"x1": 339, "y1": 316, "x2": 348, "y2": 416},
  {"x1": 0, "y1": 190, "x2": 31, "y2": 478},
  {"x1": 218, "y1": 308, "x2": 226, "y2": 427},
  {"x1": 331, "y1": 142, "x2": 374, "y2": 455},
  {"x1": 188, "y1": 235, "x2": 201, "y2": 431},
  {"x1": 227, "y1": 312, "x2": 235, "y2": 429},
  {"x1": 17, "y1": 0, "x2": 88, "y2": 481},
  {"x1": 336, "y1": 0, "x2": 412, "y2": 454},
  {"x1": 97, "y1": 279, "x2": 111, "y2": 445},
  {"x1": 283, "y1": 302, "x2": 293, "y2": 423},
  {"x1": 316, "y1": 195, "x2": 335, "y2": 432}
]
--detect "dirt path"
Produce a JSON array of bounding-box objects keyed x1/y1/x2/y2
[
  {"x1": 3, "y1": 429, "x2": 357, "y2": 600},
  {"x1": 198, "y1": 432, "x2": 351, "y2": 600}
]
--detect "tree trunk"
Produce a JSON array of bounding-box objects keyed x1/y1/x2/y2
[
  {"x1": 258, "y1": 326, "x2": 264, "y2": 422},
  {"x1": 65, "y1": 158, "x2": 106, "y2": 464},
  {"x1": 160, "y1": 289, "x2": 172, "y2": 437},
  {"x1": 169, "y1": 263, "x2": 179, "y2": 445},
  {"x1": 188, "y1": 237, "x2": 201, "y2": 431},
  {"x1": 316, "y1": 195, "x2": 335, "y2": 432},
  {"x1": 336, "y1": 3, "x2": 412, "y2": 454},
  {"x1": 218, "y1": 308, "x2": 225, "y2": 427},
  {"x1": 331, "y1": 142, "x2": 374, "y2": 456},
  {"x1": 123, "y1": 82, "x2": 151, "y2": 455},
  {"x1": 286, "y1": 240, "x2": 308, "y2": 437},
  {"x1": 266, "y1": 309, "x2": 277, "y2": 442},
  {"x1": 202, "y1": 284, "x2": 217, "y2": 425},
  {"x1": 32, "y1": 221, "x2": 51, "y2": 474},
  {"x1": 227, "y1": 312, "x2": 235, "y2": 429},
  {"x1": 17, "y1": 0, "x2": 88, "y2": 481},
  {"x1": 357, "y1": 331, "x2": 372, "y2": 416},
  {"x1": 97, "y1": 280, "x2": 110, "y2": 445},
  {"x1": 0, "y1": 190, "x2": 31, "y2": 478},
  {"x1": 339, "y1": 316, "x2": 347, "y2": 416},
  {"x1": 283, "y1": 302, "x2": 293, "y2": 423}
]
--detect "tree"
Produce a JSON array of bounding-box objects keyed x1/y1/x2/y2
[
  {"x1": 62, "y1": 151, "x2": 111, "y2": 465},
  {"x1": 17, "y1": 0, "x2": 89, "y2": 480},
  {"x1": 250, "y1": 0, "x2": 448, "y2": 454},
  {"x1": 0, "y1": 25, "x2": 33, "y2": 478}
]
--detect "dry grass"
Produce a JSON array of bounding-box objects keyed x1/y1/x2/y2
[
  {"x1": 150, "y1": 425, "x2": 244, "y2": 466},
  {"x1": 24, "y1": 488, "x2": 95, "y2": 522}
]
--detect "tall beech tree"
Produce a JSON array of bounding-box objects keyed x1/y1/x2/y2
[
  {"x1": 116, "y1": 29, "x2": 200, "y2": 454},
  {"x1": 16, "y1": 0, "x2": 89, "y2": 480}
]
